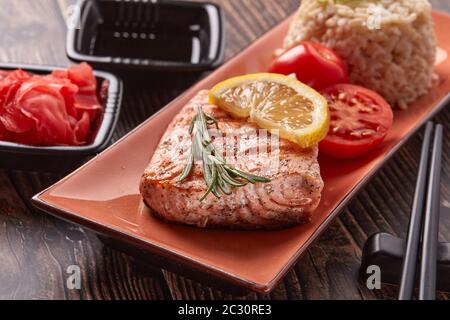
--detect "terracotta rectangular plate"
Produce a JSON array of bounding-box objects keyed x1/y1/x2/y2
[{"x1": 32, "y1": 12, "x2": 450, "y2": 293}]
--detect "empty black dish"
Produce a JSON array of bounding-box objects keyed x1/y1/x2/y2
[
  {"x1": 0, "y1": 63, "x2": 122, "y2": 173},
  {"x1": 66, "y1": 0, "x2": 225, "y2": 71}
]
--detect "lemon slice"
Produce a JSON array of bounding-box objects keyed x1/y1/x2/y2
[{"x1": 209, "y1": 73, "x2": 329, "y2": 148}]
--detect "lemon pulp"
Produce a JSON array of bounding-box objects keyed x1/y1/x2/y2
[{"x1": 209, "y1": 73, "x2": 329, "y2": 148}]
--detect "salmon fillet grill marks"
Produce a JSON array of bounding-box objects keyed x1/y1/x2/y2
[{"x1": 140, "y1": 90, "x2": 324, "y2": 229}]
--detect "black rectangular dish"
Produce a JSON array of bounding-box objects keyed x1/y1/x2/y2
[
  {"x1": 66, "y1": 0, "x2": 225, "y2": 71},
  {"x1": 0, "y1": 63, "x2": 122, "y2": 173}
]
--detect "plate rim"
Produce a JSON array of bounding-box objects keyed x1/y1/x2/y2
[
  {"x1": 31, "y1": 92, "x2": 450, "y2": 293},
  {"x1": 32, "y1": 10, "x2": 450, "y2": 293}
]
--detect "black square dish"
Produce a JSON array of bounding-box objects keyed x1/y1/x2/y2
[
  {"x1": 66, "y1": 0, "x2": 225, "y2": 71},
  {"x1": 0, "y1": 63, "x2": 122, "y2": 172}
]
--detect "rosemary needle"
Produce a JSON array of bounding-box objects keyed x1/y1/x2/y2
[{"x1": 176, "y1": 105, "x2": 270, "y2": 201}]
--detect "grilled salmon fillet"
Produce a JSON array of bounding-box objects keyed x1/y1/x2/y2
[{"x1": 140, "y1": 90, "x2": 323, "y2": 229}]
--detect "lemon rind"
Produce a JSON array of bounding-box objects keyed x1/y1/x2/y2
[{"x1": 209, "y1": 73, "x2": 330, "y2": 148}]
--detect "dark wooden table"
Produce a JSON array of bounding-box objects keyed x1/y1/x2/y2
[{"x1": 0, "y1": 0, "x2": 449, "y2": 300}]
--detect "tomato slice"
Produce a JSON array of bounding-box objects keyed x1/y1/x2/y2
[
  {"x1": 319, "y1": 84, "x2": 393, "y2": 159},
  {"x1": 268, "y1": 41, "x2": 348, "y2": 90}
]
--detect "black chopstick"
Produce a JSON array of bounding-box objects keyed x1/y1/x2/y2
[
  {"x1": 398, "y1": 122, "x2": 434, "y2": 300},
  {"x1": 419, "y1": 124, "x2": 443, "y2": 300}
]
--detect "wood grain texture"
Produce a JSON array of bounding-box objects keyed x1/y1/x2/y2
[{"x1": 0, "y1": 0, "x2": 449, "y2": 300}]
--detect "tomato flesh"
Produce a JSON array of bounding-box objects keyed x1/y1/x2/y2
[
  {"x1": 0, "y1": 63, "x2": 102, "y2": 146},
  {"x1": 319, "y1": 84, "x2": 393, "y2": 159},
  {"x1": 268, "y1": 42, "x2": 348, "y2": 90}
]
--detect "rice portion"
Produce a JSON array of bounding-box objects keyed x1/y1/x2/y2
[{"x1": 284, "y1": 0, "x2": 436, "y2": 109}]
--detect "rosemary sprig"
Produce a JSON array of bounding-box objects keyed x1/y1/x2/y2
[{"x1": 176, "y1": 105, "x2": 271, "y2": 201}]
